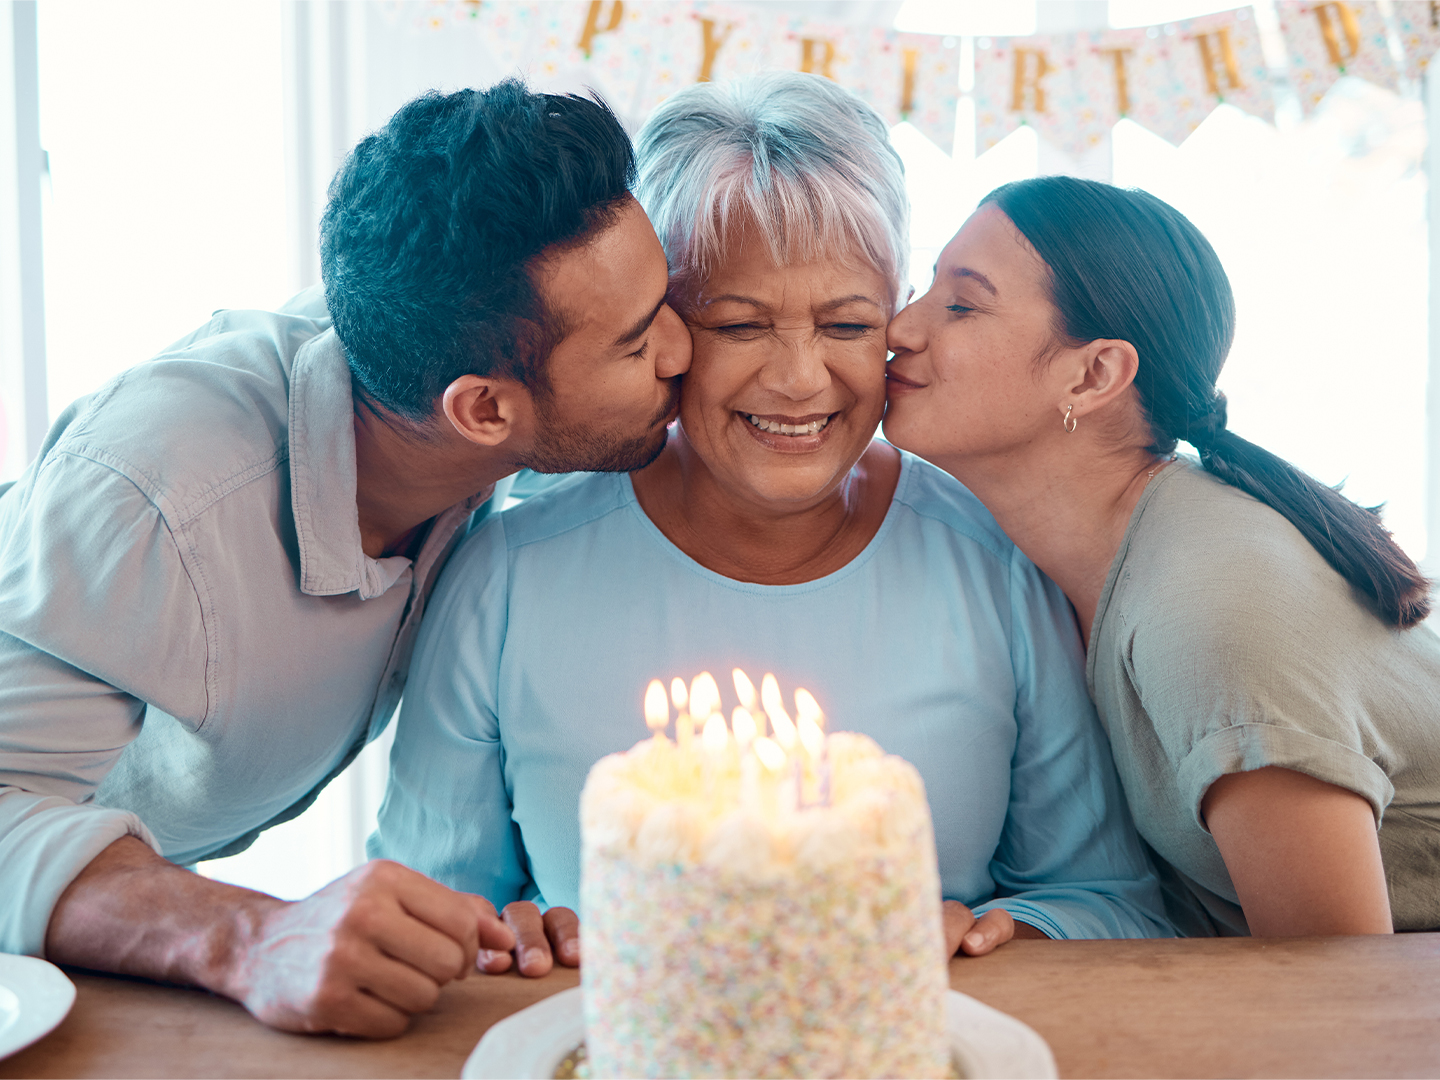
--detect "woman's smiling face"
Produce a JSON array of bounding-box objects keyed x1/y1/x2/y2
[{"x1": 678, "y1": 237, "x2": 892, "y2": 513}]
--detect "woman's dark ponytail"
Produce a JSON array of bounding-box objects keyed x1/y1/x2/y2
[{"x1": 985, "y1": 176, "x2": 1431, "y2": 629}]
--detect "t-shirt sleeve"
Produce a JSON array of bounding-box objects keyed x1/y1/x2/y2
[
  {"x1": 1128, "y1": 511, "x2": 1398, "y2": 830},
  {"x1": 368, "y1": 516, "x2": 533, "y2": 908},
  {"x1": 974, "y1": 550, "x2": 1173, "y2": 940}
]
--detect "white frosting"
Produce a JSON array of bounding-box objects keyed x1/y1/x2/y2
[{"x1": 581, "y1": 731, "x2": 929, "y2": 881}]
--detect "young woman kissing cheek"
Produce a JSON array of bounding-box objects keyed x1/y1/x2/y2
[{"x1": 882, "y1": 204, "x2": 1090, "y2": 474}]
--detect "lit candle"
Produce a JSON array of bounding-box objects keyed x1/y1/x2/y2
[
  {"x1": 644, "y1": 679, "x2": 670, "y2": 744},
  {"x1": 702, "y1": 712, "x2": 729, "y2": 755},
  {"x1": 752, "y1": 736, "x2": 787, "y2": 773},
  {"x1": 732, "y1": 705, "x2": 760, "y2": 813},
  {"x1": 689, "y1": 672, "x2": 721, "y2": 723},
  {"x1": 794, "y1": 688, "x2": 830, "y2": 807},
  {"x1": 795, "y1": 689, "x2": 825, "y2": 762},
  {"x1": 751, "y1": 734, "x2": 789, "y2": 820},
  {"x1": 794, "y1": 688, "x2": 823, "y2": 728},
  {"x1": 760, "y1": 673, "x2": 798, "y2": 750},
  {"x1": 701, "y1": 711, "x2": 729, "y2": 801},
  {"x1": 732, "y1": 668, "x2": 758, "y2": 713},
  {"x1": 672, "y1": 677, "x2": 693, "y2": 750},
  {"x1": 730, "y1": 706, "x2": 757, "y2": 751}
]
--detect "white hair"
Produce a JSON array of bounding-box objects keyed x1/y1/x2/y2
[{"x1": 634, "y1": 71, "x2": 909, "y2": 311}]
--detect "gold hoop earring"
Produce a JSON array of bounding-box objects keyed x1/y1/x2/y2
[{"x1": 1063, "y1": 405, "x2": 1077, "y2": 434}]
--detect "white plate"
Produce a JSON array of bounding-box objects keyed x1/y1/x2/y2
[
  {"x1": 462, "y1": 987, "x2": 1057, "y2": 1079},
  {"x1": 0, "y1": 954, "x2": 77, "y2": 1061}
]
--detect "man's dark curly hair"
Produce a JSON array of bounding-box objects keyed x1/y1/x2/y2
[{"x1": 319, "y1": 80, "x2": 636, "y2": 421}]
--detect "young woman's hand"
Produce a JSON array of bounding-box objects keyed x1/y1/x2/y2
[{"x1": 475, "y1": 900, "x2": 581, "y2": 975}]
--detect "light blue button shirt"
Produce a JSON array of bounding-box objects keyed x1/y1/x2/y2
[
  {"x1": 0, "y1": 291, "x2": 491, "y2": 956},
  {"x1": 371, "y1": 453, "x2": 1172, "y2": 940}
]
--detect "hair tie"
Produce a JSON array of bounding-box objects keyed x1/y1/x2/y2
[{"x1": 1189, "y1": 392, "x2": 1228, "y2": 447}]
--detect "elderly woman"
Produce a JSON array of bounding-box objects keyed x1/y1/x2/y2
[
  {"x1": 883, "y1": 176, "x2": 1440, "y2": 937},
  {"x1": 370, "y1": 74, "x2": 1169, "y2": 969}
]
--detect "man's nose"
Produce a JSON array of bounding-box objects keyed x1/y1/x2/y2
[{"x1": 653, "y1": 304, "x2": 692, "y2": 378}]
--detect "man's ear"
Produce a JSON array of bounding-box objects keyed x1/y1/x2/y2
[
  {"x1": 1057, "y1": 339, "x2": 1140, "y2": 426},
  {"x1": 441, "y1": 374, "x2": 531, "y2": 448}
]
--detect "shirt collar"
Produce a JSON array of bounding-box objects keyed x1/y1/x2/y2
[{"x1": 286, "y1": 330, "x2": 489, "y2": 600}]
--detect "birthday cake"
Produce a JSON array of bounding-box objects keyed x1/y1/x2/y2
[{"x1": 578, "y1": 671, "x2": 951, "y2": 1079}]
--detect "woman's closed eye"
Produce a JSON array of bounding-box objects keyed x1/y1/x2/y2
[
  {"x1": 945, "y1": 304, "x2": 974, "y2": 317},
  {"x1": 712, "y1": 322, "x2": 768, "y2": 340},
  {"x1": 821, "y1": 322, "x2": 878, "y2": 339}
]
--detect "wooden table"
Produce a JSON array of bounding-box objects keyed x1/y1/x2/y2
[{"x1": 3, "y1": 935, "x2": 1438, "y2": 1078}]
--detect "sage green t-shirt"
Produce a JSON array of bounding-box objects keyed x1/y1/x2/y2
[{"x1": 1088, "y1": 458, "x2": 1440, "y2": 936}]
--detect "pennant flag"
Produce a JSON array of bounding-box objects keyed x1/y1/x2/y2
[
  {"x1": 976, "y1": 9, "x2": 1269, "y2": 156},
  {"x1": 973, "y1": 37, "x2": 1052, "y2": 153},
  {"x1": 1394, "y1": 1, "x2": 1440, "y2": 79},
  {"x1": 892, "y1": 33, "x2": 961, "y2": 154},
  {"x1": 1159, "y1": 7, "x2": 1273, "y2": 139},
  {"x1": 1115, "y1": 24, "x2": 1219, "y2": 146},
  {"x1": 823, "y1": 26, "x2": 960, "y2": 152},
  {"x1": 519, "y1": 2, "x2": 656, "y2": 119},
  {"x1": 1278, "y1": 1, "x2": 1399, "y2": 113}
]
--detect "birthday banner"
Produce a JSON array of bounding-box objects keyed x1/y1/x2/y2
[
  {"x1": 400, "y1": 0, "x2": 960, "y2": 152},
  {"x1": 401, "y1": 1, "x2": 1440, "y2": 159}
]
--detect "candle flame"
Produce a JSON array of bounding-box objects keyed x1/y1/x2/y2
[
  {"x1": 760, "y1": 673, "x2": 797, "y2": 748},
  {"x1": 644, "y1": 679, "x2": 669, "y2": 732},
  {"x1": 798, "y1": 714, "x2": 825, "y2": 759},
  {"x1": 690, "y1": 671, "x2": 721, "y2": 720},
  {"x1": 731, "y1": 706, "x2": 757, "y2": 746},
  {"x1": 670, "y1": 677, "x2": 689, "y2": 711},
  {"x1": 702, "y1": 712, "x2": 729, "y2": 755},
  {"x1": 732, "y1": 668, "x2": 758, "y2": 710},
  {"x1": 794, "y1": 688, "x2": 824, "y2": 729},
  {"x1": 752, "y1": 736, "x2": 787, "y2": 772}
]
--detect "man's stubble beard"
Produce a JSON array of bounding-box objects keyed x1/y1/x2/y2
[{"x1": 522, "y1": 376, "x2": 681, "y2": 474}]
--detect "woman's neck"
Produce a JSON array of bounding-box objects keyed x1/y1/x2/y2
[
  {"x1": 631, "y1": 434, "x2": 902, "y2": 586},
  {"x1": 939, "y1": 440, "x2": 1166, "y2": 645}
]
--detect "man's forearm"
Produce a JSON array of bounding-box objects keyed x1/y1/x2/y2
[
  {"x1": 44, "y1": 835, "x2": 520, "y2": 1037},
  {"x1": 44, "y1": 835, "x2": 277, "y2": 998}
]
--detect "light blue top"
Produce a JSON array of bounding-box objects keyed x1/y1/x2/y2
[{"x1": 372, "y1": 452, "x2": 1171, "y2": 941}]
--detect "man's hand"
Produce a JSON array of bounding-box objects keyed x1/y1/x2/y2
[
  {"x1": 475, "y1": 901, "x2": 581, "y2": 976},
  {"x1": 227, "y1": 860, "x2": 516, "y2": 1036},
  {"x1": 46, "y1": 837, "x2": 514, "y2": 1038}
]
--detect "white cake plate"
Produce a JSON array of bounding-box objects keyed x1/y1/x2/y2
[
  {"x1": 461, "y1": 987, "x2": 1057, "y2": 1080},
  {"x1": 0, "y1": 954, "x2": 77, "y2": 1061}
]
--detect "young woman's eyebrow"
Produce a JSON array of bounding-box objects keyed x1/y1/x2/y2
[{"x1": 950, "y1": 267, "x2": 998, "y2": 296}]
